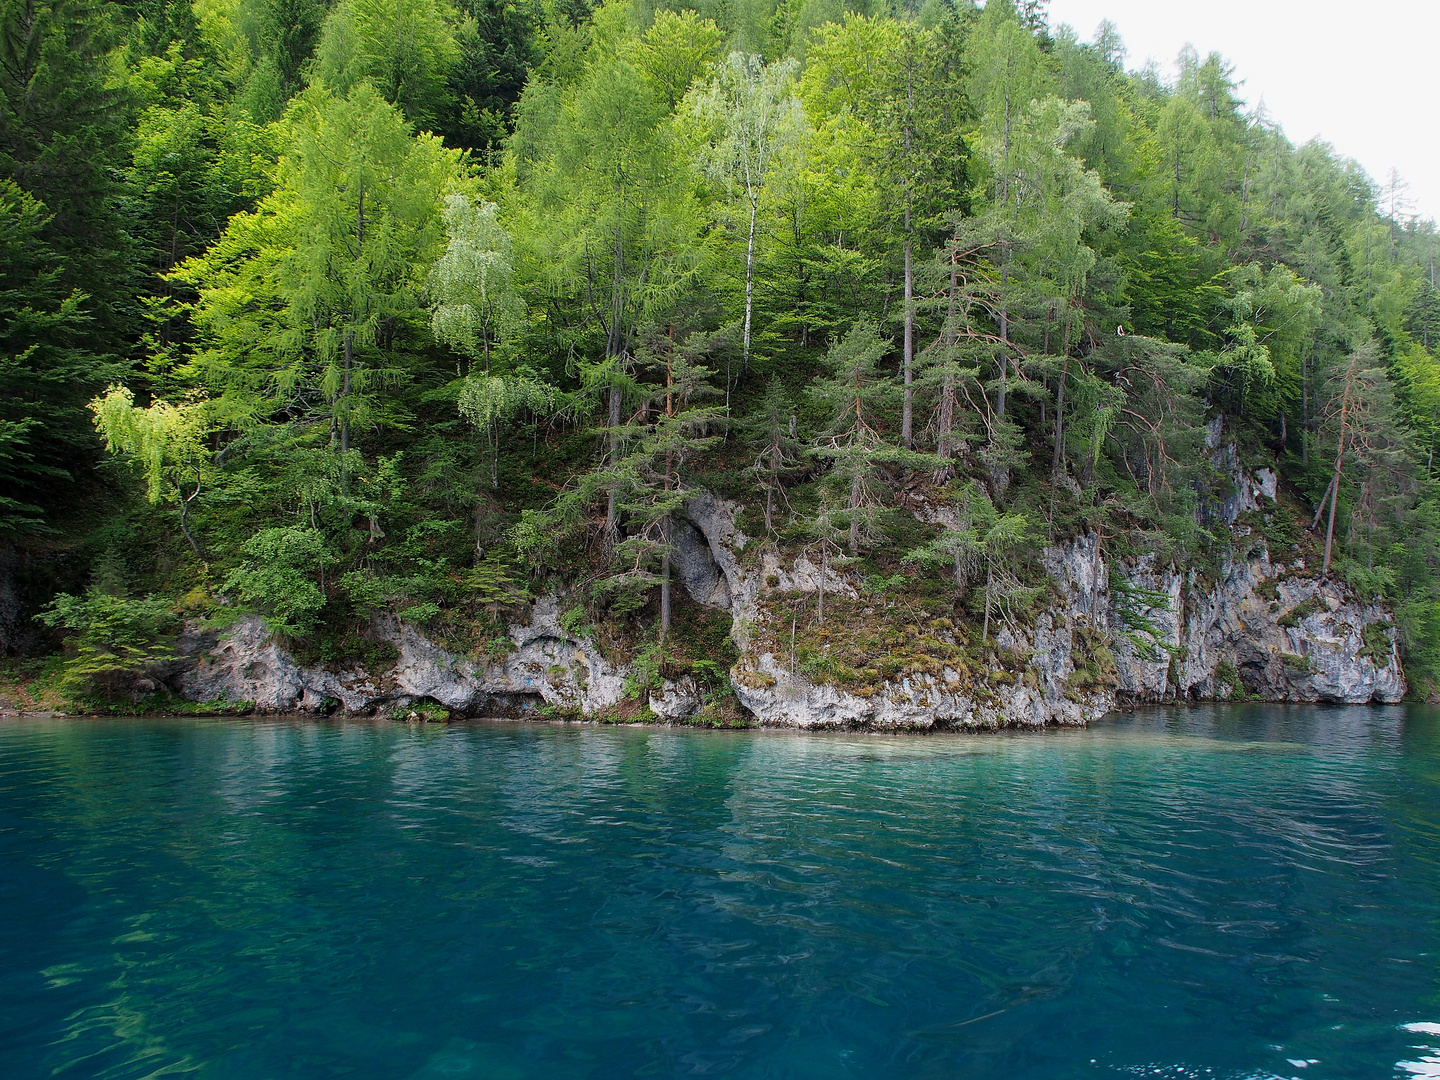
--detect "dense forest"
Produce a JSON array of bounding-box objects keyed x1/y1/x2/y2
[{"x1": 4, "y1": 0, "x2": 1440, "y2": 706}]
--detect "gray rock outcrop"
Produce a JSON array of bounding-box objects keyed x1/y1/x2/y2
[
  {"x1": 177, "y1": 595, "x2": 630, "y2": 717},
  {"x1": 1117, "y1": 548, "x2": 1405, "y2": 705},
  {"x1": 164, "y1": 487, "x2": 1407, "y2": 724}
]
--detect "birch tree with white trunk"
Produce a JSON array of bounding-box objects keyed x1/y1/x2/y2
[{"x1": 690, "y1": 51, "x2": 804, "y2": 380}]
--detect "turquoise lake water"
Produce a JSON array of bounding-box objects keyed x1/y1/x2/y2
[{"x1": 0, "y1": 708, "x2": 1438, "y2": 1079}]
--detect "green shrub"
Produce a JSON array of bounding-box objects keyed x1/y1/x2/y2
[
  {"x1": 1214, "y1": 659, "x2": 1245, "y2": 698},
  {"x1": 1278, "y1": 595, "x2": 1325, "y2": 628},
  {"x1": 1360, "y1": 622, "x2": 1393, "y2": 663},
  {"x1": 36, "y1": 590, "x2": 177, "y2": 700},
  {"x1": 1337, "y1": 558, "x2": 1397, "y2": 600},
  {"x1": 1265, "y1": 510, "x2": 1299, "y2": 549},
  {"x1": 623, "y1": 643, "x2": 663, "y2": 700},
  {"x1": 389, "y1": 700, "x2": 451, "y2": 722},
  {"x1": 290, "y1": 625, "x2": 399, "y2": 672},
  {"x1": 223, "y1": 526, "x2": 327, "y2": 636}
]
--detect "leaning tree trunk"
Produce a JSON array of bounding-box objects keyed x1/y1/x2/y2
[
  {"x1": 605, "y1": 385, "x2": 622, "y2": 539},
  {"x1": 1321, "y1": 373, "x2": 1352, "y2": 578},
  {"x1": 1051, "y1": 353, "x2": 1069, "y2": 474},
  {"x1": 848, "y1": 469, "x2": 863, "y2": 554},
  {"x1": 659, "y1": 517, "x2": 672, "y2": 643},
  {"x1": 818, "y1": 543, "x2": 826, "y2": 626},
  {"x1": 936, "y1": 252, "x2": 959, "y2": 481}
]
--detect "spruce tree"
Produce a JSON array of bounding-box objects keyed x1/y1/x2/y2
[{"x1": 807, "y1": 320, "x2": 929, "y2": 553}]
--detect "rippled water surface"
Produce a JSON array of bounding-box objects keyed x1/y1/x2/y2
[{"x1": 1, "y1": 707, "x2": 1439, "y2": 1079}]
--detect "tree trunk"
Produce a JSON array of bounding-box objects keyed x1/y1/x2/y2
[
  {"x1": 178, "y1": 479, "x2": 205, "y2": 561},
  {"x1": 659, "y1": 361, "x2": 676, "y2": 640},
  {"x1": 936, "y1": 253, "x2": 959, "y2": 479},
  {"x1": 996, "y1": 267, "x2": 1009, "y2": 419},
  {"x1": 605, "y1": 384, "x2": 622, "y2": 538},
  {"x1": 1301, "y1": 349, "x2": 1309, "y2": 465},
  {"x1": 1321, "y1": 384, "x2": 1350, "y2": 578},
  {"x1": 982, "y1": 562, "x2": 993, "y2": 645},
  {"x1": 938, "y1": 367, "x2": 955, "y2": 465},
  {"x1": 1322, "y1": 462, "x2": 1342, "y2": 578},
  {"x1": 743, "y1": 194, "x2": 757, "y2": 378},
  {"x1": 659, "y1": 517, "x2": 671, "y2": 643},
  {"x1": 344, "y1": 180, "x2": 363, "y2": 460},
  {"x1": 605, "y1": 223, "x2": 625, "y2": 538},
  {"x1": 1310, "y1": 473, "x2": 1336, "y2": 532},
  {"x1": 818, "y1": 544, "x2": 826, "y2": 626},
  {"x1": 340, "y1": 330, "x2": 353, "y2": 455},
  {"x1": 901, "y1": 83, "x2": 914, "y2": 448},
  {"x1": 764, "y1": 462, "x2": 774, "y2": 533},
  {"x1": 1051, "y1": 353, "x2": 1069, "y2": 473},
  {"x1": 848, "y1": 469, "x2": 862, "y2": 553},
  {"x1": 901, "y1": 236, "x2": 914, "y2": 448}
]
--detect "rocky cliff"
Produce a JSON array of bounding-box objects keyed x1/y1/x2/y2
[{"x1": 168, "y1": 486, "x2": 1405, "y2": 727}]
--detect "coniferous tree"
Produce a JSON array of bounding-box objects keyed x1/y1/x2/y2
[
  {"x1": 807, "y1": 319, "x2": 929, "y2": 553},
  {"x1": 0, "y1": 182, "x2": 113, "y2": 533},
  {"x1": 739, "y1": 379, "x2": 808, "y2": 535},
  {"x1": 600, "y1": 333, "x2": 722, "y2": 638},
  {"x1": 0, "y1": 0, "x2": 137, "y2": 330},
  {"x1": 512, "y1": 3, "x2": 713, "y2": 537},
  {"x1": 173, "y1": 84, "x2": 462, "y2": 456}
]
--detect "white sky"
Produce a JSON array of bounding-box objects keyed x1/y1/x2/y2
[{"x1": 1044, "y1": 0, "x2": 1440, "y2": 222}]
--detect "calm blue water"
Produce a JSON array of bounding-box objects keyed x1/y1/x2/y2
[{"x1": 0, "y1": 708, "x2": 1437, "y2": 1080}]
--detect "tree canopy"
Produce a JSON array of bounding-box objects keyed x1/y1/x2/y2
[{"x1": 11, "y1": 0, "x2": 1440, "y2": 696}]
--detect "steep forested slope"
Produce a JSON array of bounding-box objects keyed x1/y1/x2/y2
[{"x1": 3, "y1": 0, "x2": 1438, "y2": 711}]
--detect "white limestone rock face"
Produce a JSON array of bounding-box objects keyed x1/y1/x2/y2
[
  {"x1": 1109, "y1": 556, "x2": 1184, "y2": 701},
  {"x1": 673, "y1": 519, "x2": 731, "y2": 609},
  {"x1": 728, "y1": 617, "x2": 1109, "y2": 731},
  {"x1": 171, "y1": 487, "x2": 1407, "y2": 725},
  {"x1": 649, "y1": 677, "x2": 702, "y2": 719},
  {"x1": 1043, "y1": 530, "x2": 1109, "y2": 624},
  {"x1": 175, "y1": 597, "x2": 632, "y2": 716},
  {"x1": 1121, "y1": 550, "x2": 1404, "y2": 705},
  {"x1": 175, "y1": 615, "x2": 376, "y2": 713},
  {"x1": 1255, "y1": 467, "x2": 1278, "y2": 501},
  {"x1": 724, "y1": 527, "x2": 1115, "y2": 730}
]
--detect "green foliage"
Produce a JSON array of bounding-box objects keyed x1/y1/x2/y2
[
  {"x1": 312, "y1": 0, "x2": 463, "y2": 128},
  {"x1": 1359, "y1": 621, "x2": 1393, "y2": 663},
  {"x1": 620, "y1": 641, "x2": 661, "y2": 700},
  {"x1": 1278, "y1": 596, "x2": 1324, "y2": 629},
  {"x1": 0, "y1": 181, "x2": 112, "y2": 534},
  {"x1": 11, "y1": 0, "x2": 1440, "y2": 705},
  {"x1": 439, "y1": 0, "x2": 542, "y2": 150},
  {"x1": 808, "y1": 319, "x2": 932, "y2": 552},
  {"x1": 290, "y1": 623, "x2": 400, "y2": 671},
  {"x1": 737, "y1": 378, "x2": 808, "y2": 533},
  {"x1": 0, "y1": 0, "x2": 135, "y2": 322},
  {"x1": 91, "y1": 385, "x2": 212, "y2": 556},
  {"x1": 389, "y1": 698, "x2": 452, "y2": 721},
  {"x1": 1214, "y1": 659, "x2": 1245, "y2": 699},
  {"x1": 222, "y1": 526, "x2": 328, "y2": 636},
  {"x1": 172, "y1": 81, "x2": 463, "y2": 453},
  {"x1": 36, "y1": 589, "x2": 176, "y2": 700},
  {"x1": 429, "y1": 195, "x2": 526, "y2": 365}
]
